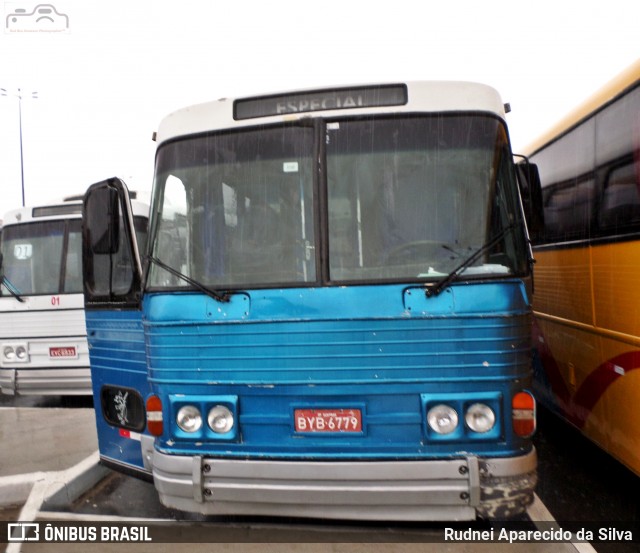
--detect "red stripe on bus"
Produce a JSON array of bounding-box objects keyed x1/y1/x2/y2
[
  {"x1": 571, "y1": 351, "x2": 640, "y2": 429},
  {"x1": 537, "y1": 326, "x2": 640, "y2": 429}
]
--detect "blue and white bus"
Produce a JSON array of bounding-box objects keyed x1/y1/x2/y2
[{"x1": 83, "y1": 82, "x2": 539, "y2": 520}]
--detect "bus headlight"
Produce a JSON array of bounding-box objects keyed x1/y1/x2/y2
[
  {"x1": 2, "y1": 343, "x2": 29, "y2": 363},
  {"x1": 176, "y1": 405, "x2": 203, "y2": 433},
  {"x1": 427, "y1": 404, "x2": 459, "y2": 434},
  {"x1": 208, "y1": 405, "x2": 234, "y2": 434},
  {"x1": 15, "y1": 345, "x2": 28, "y2": 361},
  {"x1": 465, "y1": 403, "x2": 496, "y2": 433},
  {"x1": 3, "y1": 346, "x2": 16, "y2": 361}
]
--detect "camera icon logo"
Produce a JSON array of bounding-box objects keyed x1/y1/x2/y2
[{"x1": 5, "y1": 3, "x2": 69, "y2": 32}]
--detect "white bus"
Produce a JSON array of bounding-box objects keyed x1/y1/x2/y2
[{"x1": 0, "y1": 194, "x2": 148, "y2": 396}]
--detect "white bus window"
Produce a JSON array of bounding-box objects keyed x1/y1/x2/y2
[
  {"x1": 63, "y1": 221, "x2": 83, "y2": 293},
  {"x1": 1, "y1": 221, "x2": 65, "y2": 295}
]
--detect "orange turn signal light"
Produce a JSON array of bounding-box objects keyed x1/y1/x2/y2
[{"x1": 512, "y1": 391, "x2": 536, "y2": 437}]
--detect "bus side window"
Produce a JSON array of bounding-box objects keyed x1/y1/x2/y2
[
  {"x1": 598, "y1": 161, "x2": 640, "y2": 232},
  {"x1": 542, "y1": 179, "x2": 596, "y2": 242}
]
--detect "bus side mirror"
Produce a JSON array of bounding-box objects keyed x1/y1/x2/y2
[
  {"x1": 515, "y1": 160, "x2": 544, "y2": 240},
  {"x1": 85, "y1": 185, "x2": 120, "y2": 255},
  {"x1": 83, "y1": 177, "x2": 143, "y2": 306}
]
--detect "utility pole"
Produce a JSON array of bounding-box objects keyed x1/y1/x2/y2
[{"x1": 1, "y1": 87, "x2": 38, "y2": 207}]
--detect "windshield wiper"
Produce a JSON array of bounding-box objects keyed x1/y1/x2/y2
[
  {"x1": 147, "y1": 256, "x2": 232, "y2": 303},
  {"x1": 425, "y1": 224, "x2": 515, "y2": 298},
  {"x1": 0, "y1": 275, "x2": 25, "y2": 303}
]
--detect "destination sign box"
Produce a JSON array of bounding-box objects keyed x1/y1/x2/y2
[{"x1": 234, "y1": 84, "x2": 407, "y2": 120}]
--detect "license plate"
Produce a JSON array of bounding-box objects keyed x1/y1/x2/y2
[
  {"x1": 294, "y1": 408, "x2": 362, "y2": 433},
  {"x1": 49, "y1": 346, "x2": 77, "y2": 358}
]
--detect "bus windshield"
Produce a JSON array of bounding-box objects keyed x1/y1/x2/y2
[
  {"x1": 0, "y1": 220, "x2": 82, "y2": 295},
  {"x1": 149, "y1": 114, "x2": 525, "y2": 290}
]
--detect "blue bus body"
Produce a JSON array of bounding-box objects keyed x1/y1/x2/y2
[
  {"x1": 83, "y1": 83, "x2": 538, "y2": 521},
  {"x1": 143, "y1": 283, "x2": 530, "y2": 457},
  {"x1": 87, "y1": 309, "x2": 149, "y2": 471}
]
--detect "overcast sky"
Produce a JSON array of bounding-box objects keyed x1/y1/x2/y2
[{"x1": 0, "y1": 0, "x2": 638, "y2": 216}]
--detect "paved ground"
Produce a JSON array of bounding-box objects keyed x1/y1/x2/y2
[
  {"x1": 0, "y1": 407, "x2": 97, "y2": 477},
  {"x1": 0, "y1": 400, "x2": 621, "y2": 553}
]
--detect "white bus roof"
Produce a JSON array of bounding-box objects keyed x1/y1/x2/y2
[
  {"x1": 2, "y1": 193, "x2": 149, "y2": 226},
  {"x1": 155, "y1": 81, "x2": 507, "y2": 145},
  {"x1": 2, "y1": 199, "x2": 84, "y2": 226}
]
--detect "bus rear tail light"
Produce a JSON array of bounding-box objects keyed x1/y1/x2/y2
[
  {"x1": 512, "y1": 391, "x2": 536, "y2": 437},
  {"x1": 146, "y1": 395, "x2": 164, "y2": 436}
]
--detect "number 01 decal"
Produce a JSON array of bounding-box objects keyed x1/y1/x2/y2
[{"x1": 51, "y1": 296, "x2": 61, "y2": 306}]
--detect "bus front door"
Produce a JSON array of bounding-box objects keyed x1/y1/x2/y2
[{"x1": 82, "y1": 178, "x2": 151, "y2": 478}]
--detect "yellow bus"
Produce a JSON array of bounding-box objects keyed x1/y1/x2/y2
[{"x1": 524, "y1": 60, "x2": 640, "y2": 475}]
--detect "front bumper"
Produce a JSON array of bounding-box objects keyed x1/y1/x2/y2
[{"x1": 141, "y1": 435, "x2": 536, "y2": 521}]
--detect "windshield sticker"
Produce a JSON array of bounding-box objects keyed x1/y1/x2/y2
[
  {"x1": 283, "y1": 161, "x2": 299, "y2": 173},
  {"x1": 13, "y1": 244, "x2": 33, "y2": 260}
]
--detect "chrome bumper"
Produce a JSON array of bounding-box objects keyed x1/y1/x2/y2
[
  {"x1": 141, "y1": 436, "x2": 536, "y2": 521},
  {"x1": 0, "y1": 367, "x2": 92, "y2": 396}
]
